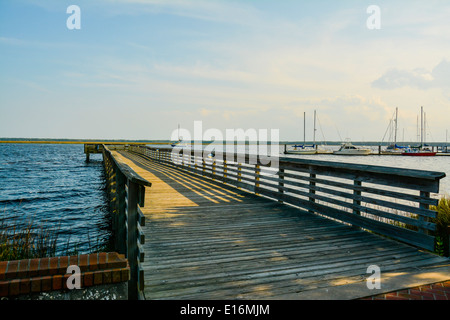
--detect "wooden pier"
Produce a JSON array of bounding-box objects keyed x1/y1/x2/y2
[{"x1": 99, "y1": 144, "x2": 450, "y2": 300}]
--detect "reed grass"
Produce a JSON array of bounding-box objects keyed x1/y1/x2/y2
[
  {"x1": 0, "y1": 217, "x2": 58, "y2": 261},
  {"x1": 430, "y1": 196, "x2": 450, "y2": 256},
  {"x1": 0, "y1": 215, "x2": 113, "y2": 262}
]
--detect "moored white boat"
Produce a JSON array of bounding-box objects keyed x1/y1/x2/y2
[{"x1": 333, "y1": 142, "x2": 372, "y2": 155}]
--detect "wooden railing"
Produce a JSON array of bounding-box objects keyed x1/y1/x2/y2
[
  {"x1": 102, "y1": 145, "x2": 151, "y2": 300},
  {"x1": 129, "y1": 145, "x2": 446, "y2": 254}
]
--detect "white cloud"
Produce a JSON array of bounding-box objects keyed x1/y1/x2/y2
[{"x1": 372, "y1": 59, "x2": 450, "y2": 90}]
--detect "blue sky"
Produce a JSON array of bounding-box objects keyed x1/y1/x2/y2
[{"x1": 1, "y1": 0, "x2": 449, "y2": 141}]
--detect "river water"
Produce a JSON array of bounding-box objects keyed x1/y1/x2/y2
[{"x1": 0, "y1": 143, "x2": 110, "y2": 255}]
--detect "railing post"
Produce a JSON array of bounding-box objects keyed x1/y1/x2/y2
[
  {"x1": 419, "y1": 191, "x2": 430, "y2": 235},
  {"x1": 278, "y1": 168, "x2": 284, "y2": 203},
  {"x1": 309, "y1": 173, "x2": 316, "y2": 213},
  {"x1": 223, "y1": 160, "x2": 227, "y2": 181},
  {"x1": 353, "y1": 180, "x2": 362, "y2": 216},
  {"x1": 127, "y1": 180, "x2": 139, "y2": 300},
  {"x1": 255, "y1": 164, "x2": 260, "y2": 195},
  {"x1": 237, "y1": 163, "x2": 242, "y2": 188}
]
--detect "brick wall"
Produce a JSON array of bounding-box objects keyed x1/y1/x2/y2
[{"x1": 0, "y1": 252, "x2": 129, "y2": 298}]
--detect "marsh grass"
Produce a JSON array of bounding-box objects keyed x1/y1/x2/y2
[
  {"x1": 0, "y1": 217, "x2": 59, "y2": 261},
  {"x1": 0, "y1": 215, "x2": 114, "y2": 262},
  {"x1": 430, "y1": 197, "x2": 450, "y2": 256}
]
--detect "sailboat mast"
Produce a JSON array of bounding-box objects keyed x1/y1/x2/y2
[
  {"x1": 303, "y1": 112, "x2": 306, "y2": 145},
  {"x1": 313, "y1": 110, "x2": 317, "y2": 147},
  {"x1": 394, "y1": 107, "x2": 398, "y2": 145},
  {"x1": 420, "y1": 106, "x2": 423, "y2": 146}
]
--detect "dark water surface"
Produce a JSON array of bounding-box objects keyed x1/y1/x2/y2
[{"x1": 0, "y1": 143, "x2": 110, "y2": 255}]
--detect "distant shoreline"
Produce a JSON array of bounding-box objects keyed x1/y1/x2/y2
[{"x1": 0, "y1": 139, "x2": 449, "y2": 146}]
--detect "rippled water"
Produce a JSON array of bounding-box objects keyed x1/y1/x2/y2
[{"x1": 0, "y1": 143, "x2": 110, "y2": 255}]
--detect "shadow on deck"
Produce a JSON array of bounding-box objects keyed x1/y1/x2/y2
[{"x1": 113, "y1": 150, "x2": 450, "y2": 300}]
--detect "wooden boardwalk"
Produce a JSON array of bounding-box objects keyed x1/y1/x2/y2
[{"x1": 111, "y1": 150, "x2": 450, "y2": 300}]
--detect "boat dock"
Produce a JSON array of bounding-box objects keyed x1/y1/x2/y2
[{"x1": 96, "y1": 143, "x2": 450, "y2": 300}]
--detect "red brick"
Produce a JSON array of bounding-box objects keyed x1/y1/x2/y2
[
  {"x1": 19, "y1": 278, "x2": 30, "y2": 295},
  {"x1": 107, "y1": 252, "x2": 127, "y2": 269},
  {"x1": 49, "y1": 257, "x2": 59, "y2": 275},
  {"x1": 38, "y1": 258, "x2": 50, "y2": 276},
  {"x1": 59, "y1": 256, "x2": 69, "y2": 273},
  {"x1": 103, "y1": 270, "x2": 112, "y2": 284},
  {"x1": 433, "y1": 294, "x2": 448, "y2": 300},
  {"x1": 112, "y1": 269, "x2": 122, "y2": 283},
  {"x1": 68, "y1": 255, "x2": 79, "y2": 269},
  {"x1": 93, "y1": 271, "x2": 103, "y2": 285},
  {"x1": 0, "y1": 281, "x2": 9, "y2": 297},
  {"x1": 83, "y1": 272, "x2": 93, "y2": 287},
  {"x1": 5, "y1": 261, "x2": 19, "y2": 279},
  {"x1": 409, "y1": 289, "x2": 422, "y2": 295},
  {"x1": 385, "y1": 296, "x2": 409, "y2": 300},
  {"x1": 30, "y1": 277, "x2": 41, "y2": 293},
  {"x1": 52, "y1": 275, "x2": 63, "y2": 291},
  {"x1": 17, "y1": 259, "x2": 30, "y2": 278},
  {"x1": 79, "y1": 254, "x2": 89, "y2": 272},
  {"x1": 9, "y1": 279, "x2": 20, "y2": 296},
  {"x1": 63, "y1": 274, "x2": 71, "y2": 290},
  {"x1": 428, "y1": 288, "x2": 447, "y2": 296},
  {"x1": 397, "y1": 293, "x2": 423, "y2": 300},
  {"x1": 28, "y1": 258, "x2": 40, "y2": 277},
  {"x1": 41, "y1": 276, "x2": 52, "y2": 292},
  {"x1": 88, "y1": 253, "x2": 98, "y2": 271},
  {"x1": 431, "y1": 283, "x2": 444, "y2": 290},
  {"x1": 0, "y1": 261, "x2": 7, "y2": 281},
  {"x1": 98, "y1": 253, "x2": 107, "y2": 270},
  {"x1": 121, "y1": 268, "x2": 130, "y2": 282}
]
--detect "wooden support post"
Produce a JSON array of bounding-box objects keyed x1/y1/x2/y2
[
  {"x1": 86, "y1": 152, "x2": 90, "y2": 162},
  {"x1": 127, "y1": 180, "x2": 139, "y2": 300},
  {"x1": 115, "y1": 171, "x2": 127, "y2": 255}
]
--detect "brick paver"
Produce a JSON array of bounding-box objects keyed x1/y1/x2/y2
[{"x1": 360, "y1": 280, "x2": 450, "y2": 300}]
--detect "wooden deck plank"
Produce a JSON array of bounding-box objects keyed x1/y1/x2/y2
[{"x1": 112, "y1": 150, "x2": 450, "y2": 300}]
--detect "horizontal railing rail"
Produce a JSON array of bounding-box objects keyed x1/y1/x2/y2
[
  {"x1": 129, "y1": 145, "x2": 446, "y2": 253},
  {"x1": 102, "y1": 144, "x2": 151, "y2": 300}
]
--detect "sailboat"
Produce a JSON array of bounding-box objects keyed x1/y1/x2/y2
[
  {"x1": 171, "y1": 124, "x2": 191, "y2": 148},
  {"x1": 381, "y1": 107, "x2": 408, "y2": 155},
  {"x1": 285, "y1": 111, "x2": 317, "y2": 155},
  {"x1": 402, "y1": 106, "x2": 436, "y2": 156}
]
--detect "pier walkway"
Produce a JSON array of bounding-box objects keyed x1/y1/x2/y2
[{"x1": 107, "y1": 148, "x2": 450, "y2": 300}]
